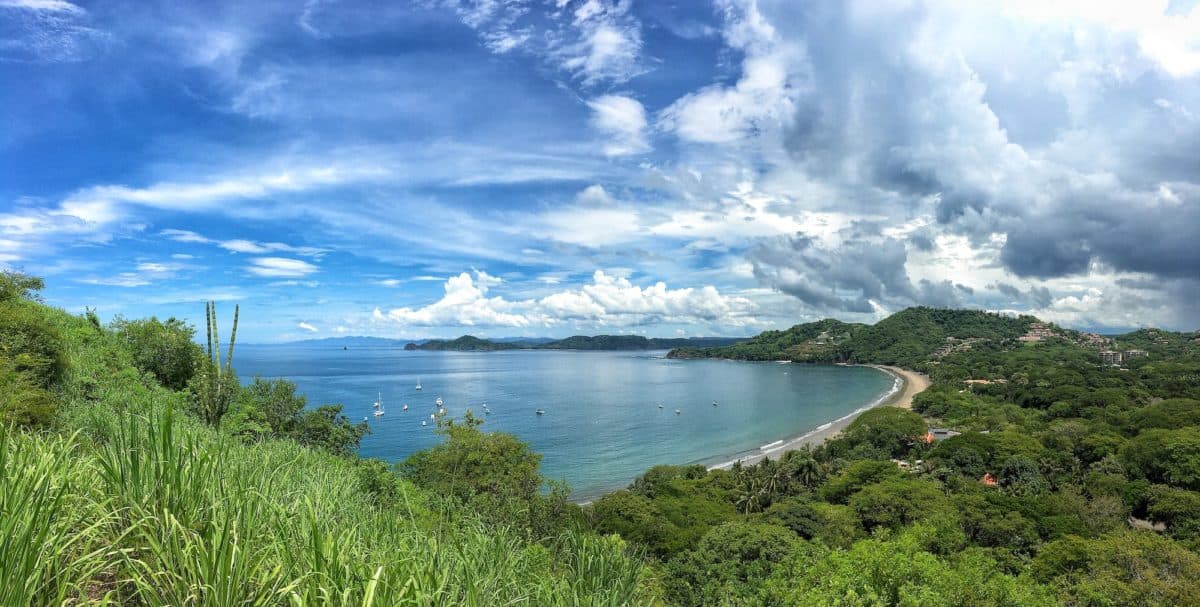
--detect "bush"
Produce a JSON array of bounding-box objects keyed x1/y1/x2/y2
[
  {"x1": 110, "y1": 316, "x2": 204, "y2": 391},
  {"x1": 662, "y1": 521, "x2": 799, "y2": 606},
  {"x1": 842, "y1": 406, "x2": 928, "y2": 458}
]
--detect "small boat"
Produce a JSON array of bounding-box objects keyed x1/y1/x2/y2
[
  {"x1": 421, "y1": 420, "x2": 427, "y2": 426},
  {"x1": 675, "y1": 409, "x2": 681, "y2": 415},
  {"x1": 712, "y1": 401, "x2": 718, "y2": 407},
  {"x1": 373, "y1": 392, "x2": 385, "y2": 416},
  {"x1": 657, "y1": 404, "x2": 664, "y2": 409},
  {"x1": 402, "y1": 404, "x2": 409, "y2": 411},
  {"x1": 430, "y1": 413, "x2": 435, "y2": 420},
  {"x1": 415, "y1": 378, "x2": 422, "y2": 391},
  {"x1": 435, "y1": 396, "x2": 443, "y2": 407},
  {"x1": 535, "y1": 409, "x2": 545, "y2": 415},
  {"x1": 438, "y1": 408, "x2": 446, "y2": 415}
]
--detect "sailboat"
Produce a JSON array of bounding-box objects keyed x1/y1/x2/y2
[
  {"x1": 402, "y1": 403, "x2": 409, "y2": 411},
  {"x1": 373, "y1": 392, "x2": 385, "y2": 417},
  {"x1": 415, "y1": 377, "x2": 422, "y2": 391},
  {"x1": 535, "y1": 409, "x2": 545, "y2": 416}
]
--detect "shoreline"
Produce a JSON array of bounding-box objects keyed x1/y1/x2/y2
[{"x1": 705, "y1": 364, "x2": 930, "y2": 471}]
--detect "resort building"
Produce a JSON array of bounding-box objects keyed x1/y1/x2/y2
[
  {"x1": 1123, "y1": 349, "x2": 1148, "y2": 360},
  {"x1": 1018, "y1": 322, "x2": 1057, "y2": 342},
  {"x1": 921, "y1": 428, "x2": 961, "y2": 444},
  {"x1": 1099, "y1": 350, "x2": 1123, "y2": 366}
]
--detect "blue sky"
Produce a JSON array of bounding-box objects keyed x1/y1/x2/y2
[{"x1": 2, "y1": 0, "x2": 1199, "y2": 341}]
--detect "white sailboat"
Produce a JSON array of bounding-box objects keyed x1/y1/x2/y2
[
  {"x1": 373, "y1": 392, "x2": 385, "y2": 417},
  {"x1": 415, "y1": 377, "x2": 422, "y2": 391}
]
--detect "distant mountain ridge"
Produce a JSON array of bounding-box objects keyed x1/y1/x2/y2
[{"x1": 405, "y1": 334, "x2": 746, "y2": 351}]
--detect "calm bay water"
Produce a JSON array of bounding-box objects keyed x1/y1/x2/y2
[{"x1": 235, "y1": 346, "x2": 893, "y2": 499}]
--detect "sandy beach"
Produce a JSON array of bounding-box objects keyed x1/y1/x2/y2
[{"x1": 709, "y1": 364, "x2": 930, "y2": 470}]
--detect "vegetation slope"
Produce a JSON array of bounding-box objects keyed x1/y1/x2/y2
[{"x1": 0, "y1": 272, "x2": 656, "y2": 606}]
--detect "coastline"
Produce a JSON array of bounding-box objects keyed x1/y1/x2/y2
[{"x1": 707, "y1": 364, "x2": 930, "y2": 471}]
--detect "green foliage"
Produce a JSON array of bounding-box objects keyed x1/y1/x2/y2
[
  {"x1": 0, "y1": 298, "x2": 68, "y2": 389},
  {"x1": 0, "y1": 273, "x2": 67, "y2": 426},
  {"x1": 819, "y1": 459, "x2": 903, "y2": 503},
  {"x1": 401, "y1": 411, "x2": 578, "y2": 540},
  {"x1": 842, "y1": 406, "x2": 928, "y2": 458},
  {"x1": 110, "y1": 315, "x2": 203, "y2": 390},
  {"x1": 1146, "y1": 485, "x2": 1200, "y2": 541},
  {"x1": 225, "y1": 376, "x2": 371, "y2": 457},
  {"x1": 662, "y1": 521, "x2": 799, "y2": 606},
  {"x1": 1129, "y1": 398, "x2": 1200, "y2": 432},
  {"x1": 592, "y1": 466, "x2": 736, "y2": 558},
  {"x1": 0, "y1": 270, "x2": 45, "y2": 302},
  {"x1": 1121, "y1": 428, "x2": 1200, "y2": 490},
  {"x1": 763, "y1": 525, "x2": 1055, "y2": 606},
  {"x1": 850, "y1": 477, "x2": 955, "y2": 532},
  {"x1": 1032, "y1": 531, "x2": 1200, "y2": 606},
  {"x1": 0, "y1": 356, "x2": 55, "y2": 427}
]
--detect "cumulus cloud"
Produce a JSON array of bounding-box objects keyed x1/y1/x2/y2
[
  {"x1": 246, "y1": 257, "x2": 318, "y2": 278},
  {"x1": 297, "y1": 321, "x2": 318, "y2": 332},
  {"x1": 374, "y1": 269, "x2": 757, "y2": 329},
  {"x1": 375, "y1": 270, "x2": 531, "y2": 327},
  {"x1": 587, "y1": 94, "x2": 650, "y2": 156}
]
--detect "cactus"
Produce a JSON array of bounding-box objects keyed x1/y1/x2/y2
[{"x1": 196, "y1": 301, "x2": 239, "y2": 427}]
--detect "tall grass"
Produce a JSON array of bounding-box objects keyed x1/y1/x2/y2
[{"x1": 0, "y1": 429, "x2": 112, "y2": 605}]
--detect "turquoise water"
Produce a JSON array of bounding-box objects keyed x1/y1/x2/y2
[{"x1": 235, "y1": 346, "x2": 894, "y2": 499}]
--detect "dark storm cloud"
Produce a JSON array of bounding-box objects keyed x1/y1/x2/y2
[
  {"x1": 752, "y1": 0, "x2": 1200, "y2": 298},
  {"x1": 748, "y1": 228, "x2": 974, "y2": 313},
  {"x1": 992, "y1": 282, "x2": 1053, "y2": 308}
]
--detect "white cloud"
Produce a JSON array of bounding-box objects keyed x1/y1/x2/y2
[
  {"x1": 376, "y1": 270, "x2": 531, "y2": 327},
  {"x1": 376, "y1": 278, "x2": 403, "y2": 287},
  {"x1": 0, "y1": 0, "x2": 83, "y2": 12},
  {"x1": 587, "y1": 94, "x2": 650, "y2": 156},
  {"x1": 246, "y1": 257, "x2": 319, "y2": 278},
  {"x1": 297, "y1": 321, "x2": 318, "y2": 332},
  {"x1": 374, "y1": 269, "x2": 758, "y2": 329},
  {"x1": 448, "y1": 0, "x2": 646, "y2": 85},
  {"x1": 160, "y1": 230, "x2": 327, "y2": 257}
]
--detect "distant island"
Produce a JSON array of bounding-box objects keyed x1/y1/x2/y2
[{"x1": 405, "y1": 334, "x2": 746, "y2": 351}]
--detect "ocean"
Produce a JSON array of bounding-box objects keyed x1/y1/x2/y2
[{"x1": 235, "y1": 345, "x2": 894, "y2": 499}]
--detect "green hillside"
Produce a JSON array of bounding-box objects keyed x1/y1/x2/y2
[
  {"x1": 0, "y1": 273, "x2": 655, "y2": 605},
  {"x1": 669, "y1": 307, "x2": 1036, "y2": 367}
]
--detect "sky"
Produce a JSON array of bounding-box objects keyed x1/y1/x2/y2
[{"x1": 2, "y1": 0, "x2": 1199, "y2": 342}]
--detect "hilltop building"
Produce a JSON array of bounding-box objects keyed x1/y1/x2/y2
[
  {"x1": 1099, "y1": 350, "x2": 1122, "y2": 365},
  {"x1": 1019, "y1": 322, "x2": 1056, "y2": 342},
  {"x1": 1123, "y1": 349, "x2": 1147, "y2": 360}
]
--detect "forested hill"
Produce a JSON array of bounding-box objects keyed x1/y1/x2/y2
[
  {"x1": 405, "y1": 334, "x2": 744, "y2": 351},
  {"x1": 668, "y1": 307, "x2": 1040, "y2": 366},
  {"x1": 404, "y1": 335, "x2": 520, "y2": 351}
]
